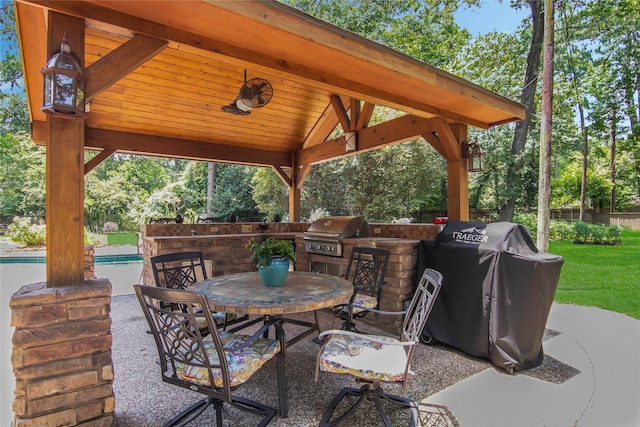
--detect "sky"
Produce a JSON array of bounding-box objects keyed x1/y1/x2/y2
[{"x1": 454, "y1": 0, "x2": 530, "y2": 36}]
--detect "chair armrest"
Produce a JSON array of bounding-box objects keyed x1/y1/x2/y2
[
  {"x1": 317, "y1": 329, "x2": 416, "y2": 347},
  {"x1": 346, "y1": 304, "x2": 407, "y2": 317}
]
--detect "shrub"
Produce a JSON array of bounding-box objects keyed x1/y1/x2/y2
[
  {"x1": 7, "y1": 217, "x2": 46, "y2": 246},
  {"x1": 549, "y1": 221, "x2": 574, "y2": 240},
  {"x1": 573, "y1": 221, "x2": 622, "y2": 245},
  {"x1": 8, "y1": 216, "x2": 104, "y2": 247}
]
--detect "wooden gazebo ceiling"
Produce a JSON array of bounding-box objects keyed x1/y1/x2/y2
[{"x1": 17, "y1": 0, "x2": 525, "y2": 170}]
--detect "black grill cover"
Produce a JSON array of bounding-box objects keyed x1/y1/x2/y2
[{"x1": 417, "y1": 221, "x2": 564, "y2": 372}]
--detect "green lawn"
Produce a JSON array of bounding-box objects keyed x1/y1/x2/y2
[
  {"x1": 548, "y1": 230, "x2": 640, "y2": 320},
  {"x1": 106, "y1": 232, "x2": 138, "y2": 246}
]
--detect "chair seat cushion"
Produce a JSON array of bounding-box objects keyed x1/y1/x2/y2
[
  {"x1": 343, "y1": 294, "x2": 377, "y2": 314},
  {"x1": 319, "y1": 334, "x2": 407, "y2": 382},
  {"x1": 175, "y1": 331, "x2": 279, "y2": 388}
]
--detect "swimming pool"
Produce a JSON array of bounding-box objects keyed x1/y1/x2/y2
[{"x1": 0, "y1": 254, "x2": 143, "y2": 264}]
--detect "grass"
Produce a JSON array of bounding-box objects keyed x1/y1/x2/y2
[
  {"x1": 548, "y1": 229, "x2": 640, "y2": 320},
  {"x1": 106, "y1": 232, "x2": 138, "y2": 246}
]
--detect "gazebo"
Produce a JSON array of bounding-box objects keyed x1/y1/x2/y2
[{"x1": 11, "y1": 1, "x2": 524, "y2": 425}]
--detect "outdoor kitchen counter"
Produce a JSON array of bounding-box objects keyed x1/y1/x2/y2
[
  {"x1": 294, "y1": 232, "x2": 438, "y2": 335},
  {"x1": 144, "y1": 232, "x2": 300, "y2": 241},
  {"x1": 140, "y1": 231, "x2": 303, "y2": 286}
]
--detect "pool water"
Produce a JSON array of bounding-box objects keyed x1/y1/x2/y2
[{"x1": 0, "y1": 254, "x2": 143, "y2": 264}]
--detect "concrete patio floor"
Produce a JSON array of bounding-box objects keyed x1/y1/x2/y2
[
  {"x1": 110, "y1": 295, "x2": 639, "y2": 427},
  {"x1": 3, "y1": 241, "x2": 638, "y2": 426}
]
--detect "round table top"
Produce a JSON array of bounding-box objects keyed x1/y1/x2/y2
[{"x1": 191, "y1": 271, "x2": 354, "y2": 315}]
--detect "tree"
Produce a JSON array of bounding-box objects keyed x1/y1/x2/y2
[
  {"x1": 251, "y1": 168, "x2": 289, "y2": 221},
  {"x1": 537, "y1": 0, "x2": 554, "y2": 251},
  {"x1": 212, "y1": 164, "x2": 260, "y2": 220},
  {"x1": 499, "y1": 0, "x2": 545, "y2": 222}
]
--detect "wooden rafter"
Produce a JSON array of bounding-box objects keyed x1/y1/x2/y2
[
  {"x1": 84, "y1": 147, "x2": 116, "y2": 174},
  {"x1": 356, "y1": 102, "x2": 375, "y2": 130},
  {"x1": 429, "y1": 117, "x2": 462, "y2": 162},
  {"x1": 330, "y1": 95, "x2": 350, "y2": 133},
  {"x1": 297, "y1": 114, "x2": 435, "y2": 165},
  {"x1": 85, "y1": 34, "x2": 168, "y2": 102}
]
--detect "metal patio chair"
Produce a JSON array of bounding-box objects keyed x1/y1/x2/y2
[
  {"x1": 134, "y1": 285, "x2": 283, "y2": 427},
  {"x1": 331, "y1": 247, "x2": 390, "y2": 332},
  {"x1": 314, "y1": 268, "x2": 443, "y2": 427},
  {"x1": 150, "y1": 251, "x2": 247, "y2": 329}
]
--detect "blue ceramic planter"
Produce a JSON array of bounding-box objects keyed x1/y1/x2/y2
[{"x1": 259, "y1": 257, "x2": 289, "y2": 287}]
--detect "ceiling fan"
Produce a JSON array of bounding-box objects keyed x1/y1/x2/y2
[{"x1": 221, "y1": 70, "x2": 273, "y2": 116}]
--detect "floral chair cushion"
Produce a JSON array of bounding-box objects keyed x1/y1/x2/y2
[
  {"x1": 175, "y1": 330, "x2": 280, "y2": 388},
  {"x1": 318, "y1": 333, "x2": 407, "y2": 382},
  {"x1": 341, "y1": 293, "x2": 378, "y2": 314}
]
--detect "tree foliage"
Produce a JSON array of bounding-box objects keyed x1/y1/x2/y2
[{"x1": 2, "y1": 0, "x2": 639, "y2": 236}]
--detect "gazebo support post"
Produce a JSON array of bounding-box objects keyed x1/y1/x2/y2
[
  {"x1": 10, "y1": 12, "x2": 115, "y2": 426},
  {"x1": 45, "y1": 12, "x2": 85, "y2": 287},
  {"x1": 446, "y1": 124, "x2": 469, "y2": 222}
]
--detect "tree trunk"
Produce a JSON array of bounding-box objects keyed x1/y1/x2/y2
[
  {"x1": 207, "y1": 162, "x2": 216, "y2": 216},
  {"x1": 499, "y1": 0, "x2": 544, "y2": 222},
  {"x1": 537, "y1": 0, "x2": 554, "y2": 252},
  {"x1": 610, "y1": 108, "x2": 616, "y2": 213},
  {"x1": 579, "y1": 104, "x2": 588, "y2": 221},
  {"x1": 559, "y1": 1, "x2": 589, "y2": 222}
]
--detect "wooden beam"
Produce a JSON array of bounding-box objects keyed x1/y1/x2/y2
[
  {"x1": 330, "y1": 95, "x2": 350, "y2": 133},
  {"x1": 83, "y1": 127, "x2": 291, "y2": 167},
  {"x1": 421, "y1": 132, "x2": 448, "y2": 159},
  {"x1": 297, "y1": 114, "x2": 435, "y2": 165},
  {"x1": 356, "y1": 102, "x2": 375, "y2": 130},
  {"x1": 302, "y1": 97, "x2": 347, "y2": 149},
  {"x1": 349, "y1": 98, "x2": 360, "y2": 131},
  {"x1": 429, "y1": 117, "x2": 462, "y2": 162},
  {"x1": 85, "y1": 34, "x2": 168, "y2": 102},
  {"x1": 288, "y1": 153, "x2": 300, "y2": 221},
  {"x1": 272, "y1": 166, "x2": 292, "y2": 188},
  {"x1": 45, "y1": 11, "x2": 85, "y2": 287},
  {"x1": 296, "y1": 164, "x2": 312, "y2": 189},
  {"x1": 84, "y1": 147, "x2": 116, "y2": 174}
]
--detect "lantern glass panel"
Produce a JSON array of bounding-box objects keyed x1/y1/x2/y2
[
  {"x1": 54, "y1": 74, "x2": 75, "y2": 106},
  {"x1": 43, "y1": 74, "x2": 54, "y2": 107},
  {"x1": 76, "y1": 85, "x2": 84, "y2": 109}
]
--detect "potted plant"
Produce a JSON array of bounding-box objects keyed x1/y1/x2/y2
[{"x1": 247, "y1": 237, "x2": 296, "y2": 286}]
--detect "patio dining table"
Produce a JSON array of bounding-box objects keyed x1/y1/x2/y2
[{"x1": 189, "y1": 271, "x2": 353, "y2": 417}]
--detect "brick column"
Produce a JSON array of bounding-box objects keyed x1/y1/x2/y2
[{"x1": 10, "y1": 279, "x2": 114, "y2": 426}]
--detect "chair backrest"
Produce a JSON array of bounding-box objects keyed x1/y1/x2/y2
[
  {"x1": 401, "y1": 268, "x2": 443, "y2": 344},
  {"x1": 344, "y1": 247, "x2": 390, "y2": 299},
  {"x1": 134, "y1": 284, "x2": 232, "y2": 401},
  {"x1": 151, "y1": 251, "x2": 208, "y2": 290}
]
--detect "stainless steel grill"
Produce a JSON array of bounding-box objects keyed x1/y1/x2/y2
[{"x1": 304, "y1": 216, "x2": 369, "y2": 257}]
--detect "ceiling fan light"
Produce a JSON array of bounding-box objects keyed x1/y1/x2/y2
[{"x1": 235, "y1": 98, "x2": 253, "y2": 112}]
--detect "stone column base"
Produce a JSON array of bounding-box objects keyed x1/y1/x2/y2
[{"x1": 10, "y1": 279, "x2": 114, "y2": 426}]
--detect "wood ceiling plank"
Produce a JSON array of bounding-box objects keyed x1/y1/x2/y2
[{"x1": 87, "y1": 112, "x2": 295, "y2": 150}]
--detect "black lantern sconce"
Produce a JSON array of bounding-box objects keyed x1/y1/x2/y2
[
  {"x1": 41, "y1": 34, "x2": 86, "y2": 118},
  {"x1": 462, "y1": 139, "x2": 485, "y2": 172}
]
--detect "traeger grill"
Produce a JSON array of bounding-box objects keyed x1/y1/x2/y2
[{"x1": 304, "y1": 216, "x2": 369, "y2": 257}]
